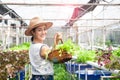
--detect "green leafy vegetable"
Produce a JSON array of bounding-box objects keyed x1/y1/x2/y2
[
  {"x1": 76, "y1": 49, "x2": 96, "y2": 63},
  {"x1": 9, "y1": 42, "x2": 30, "y2": 51},
  {"x1": 55, "y1": 39, "x2": 81, "y2": 55},
  {"x1": 55, "y1": 39, "x2": 96, "y2": 63}
]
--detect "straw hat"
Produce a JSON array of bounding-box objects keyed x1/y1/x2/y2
[{"x1": 25, "y1": 17, "x2": 53, "y2": 36}]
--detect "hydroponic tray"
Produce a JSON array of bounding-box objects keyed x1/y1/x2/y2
[{"x1": 86, "y1": 61, "x2": 120, "y2": 75}]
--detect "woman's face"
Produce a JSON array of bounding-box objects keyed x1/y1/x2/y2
[{"x1": 32, "y1": 25, "x2": 47, "y2": 43}]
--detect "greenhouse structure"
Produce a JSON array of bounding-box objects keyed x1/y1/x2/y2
[{"x1": 0, "y1": 0, "x2": 120, "y2": 80}]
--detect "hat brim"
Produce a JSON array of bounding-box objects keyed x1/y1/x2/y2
[{"x1": 25, "y1": 22, "x2": 53, "y2": 36}]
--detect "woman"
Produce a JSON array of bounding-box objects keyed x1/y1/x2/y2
[{"x1": 25, "y1": 17, "x2": 61, "y2": 80}]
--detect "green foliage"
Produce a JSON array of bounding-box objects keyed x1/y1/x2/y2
[
  {"x1": 25, "y1": 64, "x2": 31, "y2": 80},
  {"x1": 55, "y1": 39, "x2": 81, "y2": 55},
  {"x1": 75, "y1": 49, "x2": 96, "y2": 63},
  {"x1": 0, "y1": 40, "x2": 2, "y2": 46},
  {"x1": 105, "y1": 40, "x2": 112, "y2": 47},
  {"x1": 9, "y1": 42, "x2": 30, "y2": 51},
  {"x1": 8, "y1": 78, "x2": 17, "y2": 80},
  {"x1": 112, "y1": 48, "x2": 120, "y2": 57},
  {"x1": 54, "y1": 64, "x2": 76, "y2": 80},
  {"x1": 104, "y1": 48, "x2": 120, "y2": 70},
  {"x1": 55, "y1": 39, "x2": 96, "y2": 63}
]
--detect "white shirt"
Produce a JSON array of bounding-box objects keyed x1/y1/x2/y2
[{"x1": 29, "y1": 43, "x2": 54, "y2": 75}]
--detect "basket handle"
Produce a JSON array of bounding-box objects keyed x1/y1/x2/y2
[{"x1": 53, "y1": 39, "x2": 63, "y2": 49}]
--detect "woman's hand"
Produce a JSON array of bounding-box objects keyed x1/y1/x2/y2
[
  {"x1": 41, "y1": 46, "x2": 51, "y2": 59},
  {"x1": 54, "y1": 32, "x2": 62, "y2": 48}
]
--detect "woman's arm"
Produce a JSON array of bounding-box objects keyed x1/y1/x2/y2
[
  {"x1": 40, "y1": 32, "x2": 63, "y2": 59},
  {"x1": 40, "y1": 45, "x2": 50, "y2": 59}
]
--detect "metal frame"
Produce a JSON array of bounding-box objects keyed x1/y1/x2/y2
[
  {"x1": 0, "y1": 2, "x2": 119, "y2": 6},
  {"x1": 101, "y1": 76, "x2": 120, "y2": 80}
]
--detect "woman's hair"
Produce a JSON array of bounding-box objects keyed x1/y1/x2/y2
[
  {"x1": 31, "y1": 36, "x2": 34, "y2": 41},
  {"x1": 31, "y1": 28, "x2": 36, "y2": 42}
]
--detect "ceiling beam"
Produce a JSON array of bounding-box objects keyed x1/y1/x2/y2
[{"x1": 0, "y1": 3, "x2": 119, "y2": 6}]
